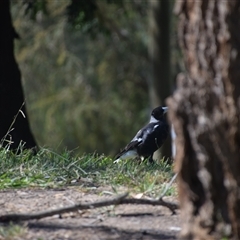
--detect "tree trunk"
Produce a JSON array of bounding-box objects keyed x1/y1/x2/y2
[
  {"x1": 167, "y1": 1, "x2": 240, "y2": 239},
  {"x1": 168, "y1": 0, "x2": 240, "y2": 239},
  {"x1": 148, "y1": 0, "x2": 172, "y2": 160},
  {"x1": 0, "y1": 0, "x2": 37, "y2": 150}
]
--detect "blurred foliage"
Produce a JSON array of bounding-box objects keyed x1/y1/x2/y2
[
  {"x1": 11, "y1": 0, "x2": 152, "y2": 156},
  {"x1": 67, "y1": 0, "x2": 99, "y2": 34},
  {"x1": 23, "y1": 0, "x2": 48, "y2": 20}
]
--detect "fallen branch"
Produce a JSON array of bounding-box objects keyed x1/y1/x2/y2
[
  {"x1": 0, "y1": 192, "x2": 179, "y2": 223},
  {"x1": 120, "y1": 197, "x2": 178, "y2": 213}
]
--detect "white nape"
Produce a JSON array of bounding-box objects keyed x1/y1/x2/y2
[
  {"x1": 150, "y1": 116, "x2": 158, "y2": 123},
  {"x1": 162, "y1": 106, "x2": 168, "y2": 114}
]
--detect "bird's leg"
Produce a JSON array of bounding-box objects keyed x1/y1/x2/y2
[
  {"x1": 148, "y1": 154, "x2": 154, "y2": 164},
  {"x1": 135, "y1": 156, "x2": 142, "y2": 164}
]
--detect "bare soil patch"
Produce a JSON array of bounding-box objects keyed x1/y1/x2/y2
[{"x1": 0, "y1": 187, "x2": 180, "y2": 239}]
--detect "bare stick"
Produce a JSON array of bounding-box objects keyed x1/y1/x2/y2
[
  {"x1": 0, "y1": 192, "x2": 179, "y2": 223},
  {"x1": 122, "y1": 197, "x2": 178, "y2": 213},
  {"x1": 0, "y1": 193, "x2": 128, "y2": 223},
  {"x1": 0, "y1": 102, "x2": 25, "y2": 147}
]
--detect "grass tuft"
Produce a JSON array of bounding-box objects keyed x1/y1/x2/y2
[
  {"x1": 0, "y1": 223, "x2": 26, "y2": 240},
  {"x1": 0, "y1": 147, "x2": 176, "y2": 197}
]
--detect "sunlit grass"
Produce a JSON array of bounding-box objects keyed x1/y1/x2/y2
[{"x1": 0, "y1": 147, "x2": 176, "y2": 197}]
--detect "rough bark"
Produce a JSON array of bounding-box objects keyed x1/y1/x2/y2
[
  {"x1": 148, "y1": 0, "x2": 172, "y2": 159},
  {"x1": 167, "y1": 1, "x2": 240, "y2": 239},
  {"x1": 0, "y1": 0, "x2": 37, "y2": 150}
]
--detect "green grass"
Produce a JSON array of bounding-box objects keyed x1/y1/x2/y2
[
  {"x1": 0, "y1": 223, "x2": 26, "y2": 240},
  {"x1": 0, "y1": 147, "x2": 176, "y2": 197}
]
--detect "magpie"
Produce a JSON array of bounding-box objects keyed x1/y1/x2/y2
[{"x1": 114, "y1": 106, "x2": 169, "y2": 163}]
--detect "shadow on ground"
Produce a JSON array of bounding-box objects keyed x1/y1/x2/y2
[{"x1": 28, "y1": 221, "x2": 177, "y2": 240}]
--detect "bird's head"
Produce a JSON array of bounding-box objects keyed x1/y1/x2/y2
[{"x1": 150, "y1": 106, "x2": 168, "y2": 122}]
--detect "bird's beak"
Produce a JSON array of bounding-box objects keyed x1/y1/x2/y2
[{"x1": 162, "y1": 107, "x2": 168, "y2": 114}]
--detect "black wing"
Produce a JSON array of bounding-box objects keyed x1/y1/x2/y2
[
  {"x1": 115, "y1": 127, "x2": 145, "y2": 159},
  {"x1": 137, "y1": 121, "x2": 169, "y2": 156},
  {"x1": 115, "y1": 121, "x2": 160, "y2": 158},
  {"x1": 115, "y1": 139, "x2": 141, "y2": 159}
]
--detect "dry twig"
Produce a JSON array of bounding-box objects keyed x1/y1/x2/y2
[{"x1": 0, "y1": 192, "x2": 178, "y2": 223}]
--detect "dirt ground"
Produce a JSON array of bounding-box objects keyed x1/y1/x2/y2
[{"x1": 0, "y1": 187, "x2": 180, "y2": 240}]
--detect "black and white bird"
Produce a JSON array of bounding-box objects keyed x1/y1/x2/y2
[{"x1": 114, "y1": 106, "x2": 169, "y2": 163}]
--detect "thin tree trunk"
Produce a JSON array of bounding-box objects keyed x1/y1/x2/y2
[
  {"x1": 167, "y1": 1, "x2": 240, "y2": 239},
  {"x1": 0, "y1": 0, "x2": 37, "y2": 150},
  {"x1": 148, "y1": 0, "x2": 172, "y2": 160}
]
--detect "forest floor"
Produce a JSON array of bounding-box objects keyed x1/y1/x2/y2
[
  {"x1": 0, "y1": 187, "x2": 180, "y2": 240},
  {"x1": 0, "y1": 149, "x2": 180, "y2": 239}
]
